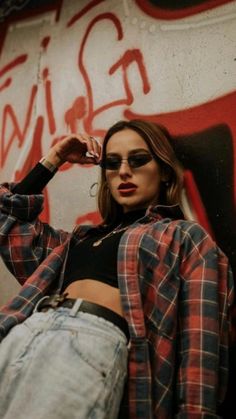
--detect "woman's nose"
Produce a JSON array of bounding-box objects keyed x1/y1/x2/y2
[{"x1": 118, "y1": 159, "x2": 132, "y2": 175}]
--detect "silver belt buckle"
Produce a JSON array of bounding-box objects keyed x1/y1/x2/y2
[{"x1": 49, "y1": 293, "x2": 68, "y2": 308}]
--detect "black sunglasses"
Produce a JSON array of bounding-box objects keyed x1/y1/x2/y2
[{"x1": 100, "y1": 153, "x2": 154, "y2": 170}]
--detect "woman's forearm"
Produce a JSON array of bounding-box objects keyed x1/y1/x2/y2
[{"x1": 12, "y1": 162, "x2": 55, "y2": 195}]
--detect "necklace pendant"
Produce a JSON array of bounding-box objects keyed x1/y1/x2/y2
[
  {"x1": 92, "y1": 224, "x2": 128, "y2": 248},
  {"x1": 93, "y1": 239, "x2": 102, "y2": 247}
]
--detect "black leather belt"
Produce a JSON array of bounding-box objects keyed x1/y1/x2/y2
[{"x1": 36, "y1": 295, "x2": 129, "y2": 342}]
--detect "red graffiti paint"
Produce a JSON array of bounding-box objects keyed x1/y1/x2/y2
[
  {"x1": 0, "y1": 54, "x2": 28, "y2": 78},
  {"x1": 135, "y1": 0, "x2": 235, "y2": 20},
  {"x1": 124, "y1": 90, "x2": 236, "y2": 201},
  {"x1": 41, "y1": 36, "x2": 51, "y2": 50},
  {"x1": 75, "y1": 13, "x2": 150, "y2": 137},
  {"x1": 67, "y1": 0, "x2": 105, "y2": 27},
  {"x1": 64, "y1": 96, "x2": 87, "y2": 133},
  {"x1": 0, "y1": 54, "x2": 28, "y2": 90},
  {"x1": 0, "y1": 5, "x2": 152, "y2": 225},
  {"x1": 1, "y1": 85, "x2": 37, "y2": 167},
  {"x1": 0, "y1": 77, "x2": 11, "y2": 92},
  {"x1": 43, "y1": 68, "x2": 56, "y2": 135}
]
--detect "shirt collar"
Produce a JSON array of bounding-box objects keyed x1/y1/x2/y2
[{"x1": 145, "y1": 203, "x2": 184, "y2": 221}]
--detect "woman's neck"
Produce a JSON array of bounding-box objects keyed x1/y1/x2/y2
[{"x1": 120, "y1": 208, "x2": 147, "y2": 225}]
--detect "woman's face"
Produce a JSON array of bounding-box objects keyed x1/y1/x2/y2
[{"x1": 105, "y1": 128, "x2": 162, "y2": 212}]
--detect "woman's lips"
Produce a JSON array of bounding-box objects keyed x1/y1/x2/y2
[{"x1": 118, "y1": 183, "x2": 137, "y2": 195}]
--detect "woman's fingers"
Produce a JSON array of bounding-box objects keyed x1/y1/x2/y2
[
  {"x1": 56, "y1": 134, "x2": 102, "y2": 164},
  {"x1": 85, "y1": 136, "x2": 102, "y2": 162}
]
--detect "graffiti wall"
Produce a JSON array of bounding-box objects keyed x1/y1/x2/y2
[{"x1": 0, "y1": 0, "x2": 235, "y2": 304}]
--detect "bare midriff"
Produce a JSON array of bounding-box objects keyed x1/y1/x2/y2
[{"x1": 64, "y1": 279, "x2": 124, "y2": 317}]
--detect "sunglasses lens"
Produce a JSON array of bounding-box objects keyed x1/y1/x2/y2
[
  {"x1": 129, "y1": 154, "x2": 153, "y2": 168},
  {"x1": 101, "y1": 154, "x2": 153, "y2": 170},
  {"x1": 102, "y1": 157, "x2": 121, "y2": 170}
]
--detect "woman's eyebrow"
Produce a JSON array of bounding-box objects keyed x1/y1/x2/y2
[
  {"x1": 106, "y1": 148, "x2": 150, "y2": 156},
  {"x1": 128, "y1": 148, "x2": 150, "y2": 155}
]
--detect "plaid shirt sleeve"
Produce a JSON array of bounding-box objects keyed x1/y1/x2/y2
[
  {"x1": 118, "y1": 217, "x2": 233, "y2": 418},
  {"x1": 176, "y1": 222, "x2": 234, "y2": 417},
  {"x1": 0, "y1": 183, "x2": 69, "y2": 285}
]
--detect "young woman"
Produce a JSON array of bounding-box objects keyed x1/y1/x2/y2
[{"x1": 0, "y1": 119, "x2": 233, "y2": 418}]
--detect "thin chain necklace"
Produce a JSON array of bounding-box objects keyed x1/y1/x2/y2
[{"x1": 92, "y1": 223, "x2": 129, "y2": 247}]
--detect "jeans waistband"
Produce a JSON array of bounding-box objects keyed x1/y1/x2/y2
[{"x1": 34, "y1": 294, "x2": 130, "y2": 342}]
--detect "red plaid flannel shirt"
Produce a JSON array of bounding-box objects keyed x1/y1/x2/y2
[{"x1": 0, "y1": 183, "x2": 234, "y2": 418}]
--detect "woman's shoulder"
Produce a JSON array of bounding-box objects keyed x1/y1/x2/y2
[
  {"x1": 144, "y1": 216, "x2": 215, "y2": 246},
  {"x1": 147, "y1": 204, "x2": 215, "y2": 242}
]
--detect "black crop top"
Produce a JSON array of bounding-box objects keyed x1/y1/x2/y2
[
  {"x1": 62, "y1": 208, "x2": 145, "y2": 290},
  {"x1": 12, "y1": 163, "x2": 146, "y2": 289}
]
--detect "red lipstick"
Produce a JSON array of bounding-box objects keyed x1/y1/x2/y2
[
  {"x1": 118, "y1": 183, "x2": 137, "y2": 195},
  {"x1": 118, "y1": 182, "x2": 137, "y2": 190}
]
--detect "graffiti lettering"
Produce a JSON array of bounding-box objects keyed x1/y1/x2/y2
[{"x1": 0, "y1": 7, "x2": 151, "y2": 225}]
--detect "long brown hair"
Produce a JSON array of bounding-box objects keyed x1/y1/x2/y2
[{"x1": 97, "y1": 119, "x2": 183, "y2": 224}]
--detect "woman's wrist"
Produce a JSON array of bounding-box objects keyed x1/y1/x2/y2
[
  {"x1": 39, "y1": 157, "x2": 58, "y2": 173},
  {"x1": 40, "y1": 150, "x2": 65, "y2": 171}
]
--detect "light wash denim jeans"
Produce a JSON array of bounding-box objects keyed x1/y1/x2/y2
[{"x1": 0, "y1": 303, "x2": 128, "y2": 419}]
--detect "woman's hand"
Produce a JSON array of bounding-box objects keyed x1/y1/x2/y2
[{"x1": 44, "y1": 134, "x2": 102, "y2": 168}]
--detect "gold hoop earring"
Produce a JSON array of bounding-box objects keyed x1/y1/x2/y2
[{"x1": 89, "y1": 182, "x2": 98, "y2": 197}]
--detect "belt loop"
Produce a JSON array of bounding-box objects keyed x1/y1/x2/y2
[
  {"x1": 69, "y1": 298, "x2": 83, "y2": 317},
  {"x1": 33, "y1": 296, "x2": 50, "y2": 313}
]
